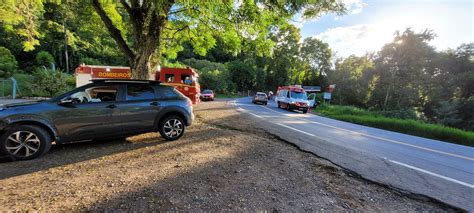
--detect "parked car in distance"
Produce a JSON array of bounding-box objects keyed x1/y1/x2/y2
[
  {"x1": 275, "y1": 85, "x2": 310, "y2": 113},
  {"x1": 200, "y1": 89, "x2": 214, "y2": 101},
  {"x1": 252, "y1": 92, "x2": 268, "y2": 105},
  {"x1": 0, "y1": 79, "x2": 194, "y2": 161}
]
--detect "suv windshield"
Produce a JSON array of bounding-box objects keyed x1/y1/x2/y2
[{"x1": 291, "y1": 91, "x2": 307, "y2": 100}]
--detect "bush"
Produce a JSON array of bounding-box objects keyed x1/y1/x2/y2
[
  {"x1": 32, "y1": 68, "x2": 73, "y2": 97},
  {"x1": 0, "y1": 46, "x2": 17, "y2": 78},
  {"x1": 11, "y1": 73, "x2": 35, "y2": 97},
  {"x1": 36, "y1": 51, "x2": 55, "y2": 66}
]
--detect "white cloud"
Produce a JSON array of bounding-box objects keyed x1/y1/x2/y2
[
  {"x1": 315, "y1": 24, "x2": 394, "y2": 57},
  {"x1": 291, "y1": 0, "x2": 367, "y2": 28}
]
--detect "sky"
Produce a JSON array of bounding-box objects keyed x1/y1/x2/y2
[{"x1": 293, "y1": 0, "x2": 473, "y2": 58}]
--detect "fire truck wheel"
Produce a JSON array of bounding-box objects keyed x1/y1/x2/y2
[{"x1": 159, "y1": 115, "x2": 186, "y2": 141}]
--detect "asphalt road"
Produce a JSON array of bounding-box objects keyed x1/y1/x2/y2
[{"x1": 231, "y1": 97, "x2": 473, "y2": 211}]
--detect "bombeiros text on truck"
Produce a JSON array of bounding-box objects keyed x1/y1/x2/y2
[{"x1": 75, "y1": 64, "x2": 201, "y2": 104}]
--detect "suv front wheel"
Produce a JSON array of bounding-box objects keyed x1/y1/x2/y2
[
  {"x1": 159, "y1": 115, "x2": 186, "y2": 141},
  {"x1": 0, "y1": 125, "x2": 52, "y2": 161}
]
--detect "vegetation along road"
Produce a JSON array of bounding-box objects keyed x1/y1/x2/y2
[{"x1": 232, "y1": 97, "x2": 473, "y2": 211}]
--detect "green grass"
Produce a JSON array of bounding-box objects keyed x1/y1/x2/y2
[
  {"x1": 315, "y1": 104, "x2": 474, "y2": 147},
  {"x1": 215, "y1": 93, "x2": 243, "y2": 99}
]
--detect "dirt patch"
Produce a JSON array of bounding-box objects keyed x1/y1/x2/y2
[{"x1": 0, "y1": 100, "x2": 454, "y2": 211}]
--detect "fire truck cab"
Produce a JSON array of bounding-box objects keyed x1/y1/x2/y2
[
  {"x1": 275, "y1": 85, "x2": 310, "y2": 113},
  {"x1": 156, "y1": 67, "x2": 200, "y2": 104},
  {"x1": 75, "y1": 64, "x2": 201, "y2": 104}
]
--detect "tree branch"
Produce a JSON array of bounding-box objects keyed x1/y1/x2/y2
[
  {"x1": 92, "y1": 0, "x2": 135, "y2": 60},
  {"x1": 120, "y1": 0, "x2": 132, "y2": 14}
]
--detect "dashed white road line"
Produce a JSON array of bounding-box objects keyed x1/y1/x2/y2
[{"x1": 389, "y1": 159, "x2": 474, "y2": 188}]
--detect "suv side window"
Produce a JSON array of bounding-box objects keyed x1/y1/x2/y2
[
  {"x1": 126, "y1": 84, "x2": 156, "y2": 101},
  {"x1": 67, "y1": 85, "x2": 118, "y2": 104},
  {"x1": 156, "y1": 87, "x2": 179, "y2": 99}
]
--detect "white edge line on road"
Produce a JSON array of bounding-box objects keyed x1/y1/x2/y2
[
  {"x1": 389, "y1": 159, "x2": 474, "y2": 188},
  {"x1": 237, "y1": 101, "x2": 474, "y2": 188},
  {"x1": 277, "y1": 123, "x2": 315, "y2": 137},
  {"x1": 260, "y1": 105, "x2": 473, "y2": 161}
]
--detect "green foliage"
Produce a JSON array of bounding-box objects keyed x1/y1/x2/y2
[
  {"x1": 36, "y1": 51, "x2": 54, "y2": 66},
  {"x1": 227, "y1": 59, "x2": 256, "y2": 92},
  {"x1": 32, "y1": 68, "x2": 73, "y2": 97},
  {"x1": 317, "y1": 104, "x2": 474, "y2": 146},
  {"x1": 0, "y1": 0, "x2": 45, "y2": 51},
  {"x1": 8, "y1": 73, "x2": 34, "y2": 97},
  {"x1": 182, "y1": 58, "x2": 234, "y2": 94},
  {"x1": 330, "y1": 54, "x2": 375, "y2": 107},
  {"x1": 370, "y1": 29, "x2": 436, "y2": 110},
  {"x1": 0, "y1": 46, "x2": 17, "y2": 78},
  {"x1": 300, "y1": 37, "x2": 332, "y2": 86}
]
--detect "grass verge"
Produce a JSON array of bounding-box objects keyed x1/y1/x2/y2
[
  {"x1": 315, "y1": 105, "x2": 474, "y2": 147},
  {"x1": 215, "y1": 93, "x2": 243, "y2": 99}
]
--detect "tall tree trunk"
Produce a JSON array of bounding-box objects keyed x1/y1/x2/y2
[
  {"x1": 92, "y1": 0, "x2": 171, "y2": 80},
  {"x1": 130, "y1": 47, "x2": 155, "y2": 80},
  {"x1": 383, "y1": 84, "x2": 391, "y2": 111}
]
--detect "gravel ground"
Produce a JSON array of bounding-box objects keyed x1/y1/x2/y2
[{"x1": 0, "y1": 99, "x2": 455, "y2": 211}]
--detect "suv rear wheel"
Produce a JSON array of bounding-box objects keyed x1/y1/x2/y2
[
  {"x1": 0, "y1": 125, "x2": 52, "y2": 161},
  {"x1": 159, "y1": 115, "x2": 186, "y2": 141}
]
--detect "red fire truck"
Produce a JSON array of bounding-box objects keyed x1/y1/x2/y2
[
  {"x1": 155, "y1": 67, "x2": 200, "y2": 104},
  {"x1": 75, "y1": 64, "x2": 201, "y2": 104}
]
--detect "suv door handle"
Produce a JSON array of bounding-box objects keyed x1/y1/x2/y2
[
  {"x1": 150, "y1": 101, "x2": 159, "y2": 106},
  {"x1": 106, "y1": 104, "x2": 116, "y2": 109}
]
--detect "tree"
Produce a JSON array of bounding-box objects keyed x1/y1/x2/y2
[
  {"x1": 329, "y1": 54, "x2": 375, "y2": 107},
  {"x1": 265, "y1": 24, "x2": 302, "y2": 90},
  {"x1": 91, "y1": 0, "x2": 345, "y2": 79},
  {"x1": 300, "y1": 37, "x2": 332, "y2": 86},
  {"x1": 0, "y1": 46, "x2": 17, "y2": 78},
  {"x1": 228, "y1": 59, "x2": 256, "y2": 93},
  {"x1": 0, "y1": 0, "x2": 44, "y2": 51},
  {"x1": 370, "y1": 29, "x2": 436, "y2": 110}
]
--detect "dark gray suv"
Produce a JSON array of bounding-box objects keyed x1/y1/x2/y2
[{"x1": 0, "y1": 79, "x2": 194, "y2": 161}]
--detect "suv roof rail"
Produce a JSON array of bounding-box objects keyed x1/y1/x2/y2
[{"x1": 91, "y1": 79, "x2": 161, "y2": 84}]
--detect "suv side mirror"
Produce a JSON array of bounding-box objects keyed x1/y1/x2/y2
[
  {"x1": 59, "y1": 97, "x2": 80, "y2": 105},
  {"x1": 59, "y1": 99, "x2": 73, "y2": 105}
]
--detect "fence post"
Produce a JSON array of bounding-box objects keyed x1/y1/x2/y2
[{"x1": 10, "y1": 77, "x2": 17, "y2": 99}]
